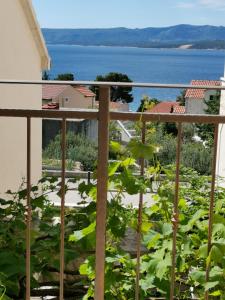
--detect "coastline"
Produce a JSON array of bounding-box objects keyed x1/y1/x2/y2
[{"x1": 46, "y1": 43, "x2": 225, "y2": 51}]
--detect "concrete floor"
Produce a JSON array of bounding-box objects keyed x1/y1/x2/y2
[{"x1": 47, "y1": 179, "x2": 156, "y2": 208}]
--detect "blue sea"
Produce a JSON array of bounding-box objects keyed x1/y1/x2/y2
[{"x1": 47, "y1": 45, "x2": 225, "y2": 111}]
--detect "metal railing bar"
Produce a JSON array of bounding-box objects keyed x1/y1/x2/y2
[
  {"x1": 0, "y1": 109, "x2": 98, "y2": 119},
  {"x1": 95, "y1": 87, "x2": 110, "y2": 300},
  {"x1": 110, "y1": 112, "x2": 225, "y2": 124},
  {"x1": 0, "y1": 79, "x2": 225, "y2": 90},
  {"x1": 170, "y1": 123, "x2": 182, "y2": 300},
  {"x1": 135, "y1": 122, "x2": 146, "y2": 300},
  {"x1": 60, "y1": 118, "x2": 66, "y2": 300},
  {"x1": 26, "y1": 117, "x2": 31, "y2": 300},
  {"x1": 2, "y1": 109, "x2": 225, "y2": 124},
  {"x1": 205, "y1": 124, "x2": 219, "y2": 300}
]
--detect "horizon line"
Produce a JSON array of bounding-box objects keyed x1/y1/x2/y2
[{"x1": 41, "y1": 24, "x2": 225, "y2": 30}]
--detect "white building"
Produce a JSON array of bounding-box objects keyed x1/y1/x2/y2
[
  {"x1": 42, "y1": 84, "x2": 96, "y2": 109},
  {"x1": 0, "y1": 0, "x2": 50, "y2": 194},
  {"x1": 185, "y1": 80, "x2": 221, "y2": 114}
]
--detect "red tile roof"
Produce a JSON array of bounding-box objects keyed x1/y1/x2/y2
[
  {"x1": 185, "y1": 80, "x2": 221, "y2": 99},
  {"x1": 148, "y1": 102, "x2": 179, "y2": 114},
  {"x1": 109, "y1": 102, "x2": 126, "y2": 110},
  {"x1": 42, "y1": 84, "x2": 95, "y2": 100},
  {"x1": 95, "y1": 101, "x2": 128, "y2": 111},
  {"x1": 42, "y1": 102, "x2": 59, "y2": 109},
  {"x1": 42, "y1": 85, "x2": 68, "y2": 100},
  {"x1": 74, "y1": 86, "x2": 96, "y2": 97},
  {"x1": 173, "y1": 105, "x2": 185, "y2": 114}
]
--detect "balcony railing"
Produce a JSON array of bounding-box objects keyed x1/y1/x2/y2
[{"x1": 1, "y1": 80, "x2": 225, "y2": 300}]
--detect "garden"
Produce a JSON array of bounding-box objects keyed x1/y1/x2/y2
[{"x1": 1, "y1": 123, "x2": 225, "y2": 299}]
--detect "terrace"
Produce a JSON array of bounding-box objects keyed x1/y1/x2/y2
[{"x1": 0, "y1": 79, "x2": 225, "y2": 300}]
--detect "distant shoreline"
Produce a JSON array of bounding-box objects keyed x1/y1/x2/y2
[
  {"x1": 43, "y1": 25, "x2": 225, "y2": 51},
  {"x1": 46, "y1": 43, "x2": 225, "y2": 51}
]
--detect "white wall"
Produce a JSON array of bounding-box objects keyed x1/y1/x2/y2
[
  {"x1": 185, "y1": 90, "x2": 218, "y2": 114},
  {"x1": 0, "y1": 0, "x2": 43, "y2": 194},
  {"x1": 54, "y1": 86, "x2": 95, "y2": 109},
  {"x1": 217, "y1": 79, "x2": 225, "y2": 182},
  {"x1": 185, "y1": 98, "x2": 206, "y2": 114}
]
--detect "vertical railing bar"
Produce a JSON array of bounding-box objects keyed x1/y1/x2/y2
[
  {"x1": 60, "y1": 118, "x2": 66, "y2": 300},
  {"x1": 94, "y1": 86, "x2": 110, "y2": 300},
  {"x1": 26, "y1": 117, "x2": 31, "y2": 300},
  {"x1": 205, "y1": 124, "x2": 219, "y2": 300},
  {"x1": 135, "y1": 121, "x2": 146, "y2": 300},
  {"x1": 170, "y1": 122, "x2": 182, "y2": 300}
]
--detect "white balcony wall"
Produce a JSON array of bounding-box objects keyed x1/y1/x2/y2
[{"x1": 0, "y1": 0, "x2": 48, "y2": 194}]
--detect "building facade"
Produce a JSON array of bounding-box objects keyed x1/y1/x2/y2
[
  {"x1": 185, "y1": 80, "x2": 221, "y2": 114},
  {"x1": 42, "y1": 85, "x2": 96, "y2": 109},
  {"x1": 0, "y1": 0, "x2": 50, "y2": 194}
]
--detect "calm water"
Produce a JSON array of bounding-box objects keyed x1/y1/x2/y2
[{"x1": 47, "y1": 45, "x2": 225, "y2": 110}]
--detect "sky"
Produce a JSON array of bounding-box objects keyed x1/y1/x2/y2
[{"x1": 33, "y1": 0, "x2": 225, "y2": 29}]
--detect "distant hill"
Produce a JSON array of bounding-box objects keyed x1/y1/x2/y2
[{"x1": 42, "y1": 24, "x2": 225, "y2": 49}]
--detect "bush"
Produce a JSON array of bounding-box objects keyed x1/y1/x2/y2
[
  {"x1": 182, "y1": 142, "x2": 212, "y2": 175},
  {"x1": 43, "y1": 132, "x2": 98, "y2": 171},
  {"x1": 147, "y1": 124, "x2": 212, "y2": 175}
]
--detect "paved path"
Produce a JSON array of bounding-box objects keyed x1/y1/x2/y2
[{"x1": 47, "y1": 179, "x2": 155, "y2": 208}]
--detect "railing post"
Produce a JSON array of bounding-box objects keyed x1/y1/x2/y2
[
  {"x1": 26, "y1": 117, "x2": 31, "y2": 300},
  {"x1": 60, "y1": 118, "x2": 66, "y2": 300},
  {"x1": 135, "y1": 122, "x2": 146, "y2": 300},
  {"x1": 205, "y1": 124, "x2": 219, "y2": 300},
  {"x1": 95, "y1": 86, "x2": 110, "y2": 300},
  {"x1": 170, "y1": 122, "x2": 182, "y2": 300}
]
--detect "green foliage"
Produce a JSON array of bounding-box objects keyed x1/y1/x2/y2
[
  {"x1": 76, "y1": 158, "x2": 225, "y2": 299},
  {"x1": 109, "y1": 121, "x2": 122, "y2": 143},
  {"x1": 137, "y1": 95, "x2": 159, "y2": 112},
  {"x1": 2, "y1": 127, "x2": 225, "y2": 299},
  {"x1": 54, "y1": 73, "x2": 74, "y2": 81},
  {"x1": 42, "y1": 70, "x2": 50, "y2": 80},
  {"x1": 182, "y1": 142, "x2": 212, "y2": 174},
  {"x1": 43, "y1": 131, "x2": 98, "y2": 170},
  {"x1": 0, "y1": 177, "x2": 97, "y2": 298},
  {"x1": 92, "y1": 72, "x2": 133, "y2": 103},
  {"x1": 147, "y1": 124, "x2": 212, "y2": 175},
  {"x1": 176, "y1": 89, "x2": 186, "y2": 106},
  {"x1": 197, "y1": 92, "x2": 221, "y2": 143}
]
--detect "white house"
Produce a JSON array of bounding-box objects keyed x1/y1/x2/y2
[
  {"x1": 0, "y1": 0, "x2": 50, "y2": 194},
  {"x1": 42, "y1": 84, "x2": 96, "y2": 109},
  {"x1": 185, "y1": 80, "x2": 221, "y2": 114}
]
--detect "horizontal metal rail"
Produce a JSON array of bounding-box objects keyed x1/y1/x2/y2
[
  {"x1": 1, "y1": 108, "x2": 225, "y2": 124},
  {"x1": 0, "y1": 79, "x2": 225, "y2": 90}
]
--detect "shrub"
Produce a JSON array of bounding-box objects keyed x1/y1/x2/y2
[{"x1": 43, "y1": 132, "x2": 98, "y2": 171}]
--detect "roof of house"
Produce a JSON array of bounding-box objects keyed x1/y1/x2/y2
[
  {"x1": 148, "y1": 102, "x2": 183, "y2": 114},
  {"x1": 42, "y1": 102, "x2": 59, "y2": 109},
  {"x1": 20, "y1": 0, "x2": 50, "y2": 69},
  {"x1": 75, "y1": 86, "x2": 96, "y2": 97},
  {"x1": 95, "y1": 101, "x2": 128, "y2": 111},
  {"x1": 185, "y1": 80, "x2": 221, "y2": 99},
  {"x1": 173, "y1": 105, "x2": 185, "y2": 114},
  {"x1": 42, "y1": 85, "x2": 68, "y2": 100},
  {"x1": 42, "y1": 84, "x2": 96, "y2": 100}
]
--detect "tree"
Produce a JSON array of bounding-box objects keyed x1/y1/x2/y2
[
  {"x1": 92, "y1": 72, "x2": 133, "y2": 103},
  {"x1": 55, "y1": 73, "x2": 74, "y2": 81},
  {"x1": 137, "y1": 95, "x2": 159, "y2": 112},
  {"x1": 42, "y1": 71, "x2": 50, "y2": 80},
  {"x1": 176, "y1": 89, "x2": 186, "y2": 106},
  {"x1": 197, "y1": 91, "x2": 220, "y2": 142}
]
